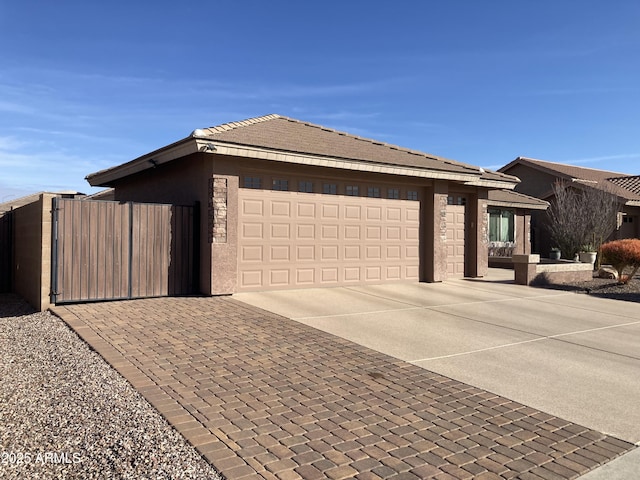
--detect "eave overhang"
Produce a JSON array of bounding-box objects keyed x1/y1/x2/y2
[
  {"x1": 86, "y1": 137, "x2": 199, "y2": 186},
  {"x1": 488, "y1": 199, "x2": 549, "y2": 210},
  {"x1": 87, "y1": 137, "x2": 519, "y2": 190}
]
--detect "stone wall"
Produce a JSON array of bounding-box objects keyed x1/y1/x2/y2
[{"x1": 513, "y1": 254, "x2": 593, "y2": 286}]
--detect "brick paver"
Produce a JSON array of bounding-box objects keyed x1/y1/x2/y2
[{"x1": 51, "y1": 297, "x2": 634, "y2": 479}]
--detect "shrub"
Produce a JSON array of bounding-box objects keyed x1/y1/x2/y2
[
  {"x1": 600, "y1": 239, "x2": 640, "y2": 284},
  {"x1": 546, "y1": 181, "x2": 618, "y2": 260}
]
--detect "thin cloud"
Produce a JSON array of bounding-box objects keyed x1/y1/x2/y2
[
  {"x1": 562, "y1": 154, "x2": 640, "y2": 173},
  {"x1": 306, "y1": 111, "x2": 381, "y2": 121},
  {"x1": 564, "y1": 153, "x2": 640, "y2": 164},
  {"x1": 0, "y1": 148, "x2": 112, "y2": 192},
  {"x1": 0, "y1": 135, "x2": 25, "y2": 150},
  {"x1": 524, "y1": 87, "x2": 634, "y2": 97}
]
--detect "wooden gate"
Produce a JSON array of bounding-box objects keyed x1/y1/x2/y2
[{"x1": 51, "y1": 198, "x2": 197, "y2": 303}]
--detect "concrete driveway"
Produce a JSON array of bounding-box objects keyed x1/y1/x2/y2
[{"x1": 236, "y1": 269, "x2": 640, "y2": 446}]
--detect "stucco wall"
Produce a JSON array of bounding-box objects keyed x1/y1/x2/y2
[
  {"x1": 514, "y1": 209, "x2": 532, "y2": 255},
  {"x1": 505, "y1": 164, "x2": 557, "y2": 198},
  {"x1": 109, "y1": 152, "x2": 495, "y2": 292},
  {"x1": 12, "y1": 194, "x2": 53, "y2": 311}
]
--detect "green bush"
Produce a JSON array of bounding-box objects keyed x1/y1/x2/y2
[{"x1": 600, "y1": 239, "x2": 640, "y2": 284}]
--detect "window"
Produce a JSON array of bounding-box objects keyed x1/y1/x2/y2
[
  {"x1": 407, "y1": 190, "x2": 418, "y2": 201},
  {"x1": 323, "y1": 183, "x2": 338, "y2": 195},
  {"x1": 488, "y1": 208, "x2": 515, "y2": 243},
  {"x1": 388, "y1": 188, "x2": 399, "y2": 199},
  {"x1": 298, "y1": 181, "x2": 313, "y2": 193},
  {"x1": 244, "y1": 176, "x2": 262, "y2": 189},
  {"x1": 346, "y1": 185, "x2": 359, "y2": 196},
  {"x1": 367, "y1": 187, "x2": 381, "y2": 198},
  {"x1": 272, "y1": 179, "x2": 289, "y2": 191},
  {"x1": 623, "y1": 216, "x2": 634, "y2": 223}
]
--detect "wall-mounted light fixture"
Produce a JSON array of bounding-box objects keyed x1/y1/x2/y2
[{"x1": 201, "y1": 143, "x2": 217, "y2": 152}]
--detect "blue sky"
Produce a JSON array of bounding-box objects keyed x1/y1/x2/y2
[{"x1": 1, "y1": 1, "x2": 640, "y2": 201}]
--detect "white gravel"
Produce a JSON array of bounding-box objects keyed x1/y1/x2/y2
[{"x1": 0, "y1": 294, "x2": 224, "y2": 480}]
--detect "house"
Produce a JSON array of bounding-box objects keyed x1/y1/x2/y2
[
  {"x1": 0, "y1": 190, "x2": 85, "y2": 215},
  {"x1": 499, "y1": 157, "x2": 640, "y2": 256},
  {"x1": 86, "y1": 114, "x2": 520, "y2": 295}
]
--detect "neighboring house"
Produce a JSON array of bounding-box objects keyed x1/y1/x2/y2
[
  {"x1": 499, "y1": 157, "x2": 640, "y2": 256},
  {"x1": 0, "y1": 190, "x2": 85, "y2": 215},
  {"x1": 486, "y1": 189, "x2": 549, "y2": 266},
  {"x1": 86, "y1": 114, "x2": 519, "y2": 295},
  {"x1": 84, "y1": 188, "x2": 115, "y2": 201}
]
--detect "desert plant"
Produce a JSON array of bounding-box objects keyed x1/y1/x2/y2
[{"x1": 600, "y1": 239, "x2": 640, "y2": 284}]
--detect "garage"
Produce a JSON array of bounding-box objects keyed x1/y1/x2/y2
[
  {"x1": 238, "y1": 187, "x2": 420, "y2": 291},
  {"x1": 85, "y1": 114, "x2": 520, "y2": 295}
]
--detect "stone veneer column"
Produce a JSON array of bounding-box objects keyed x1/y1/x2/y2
[
  {"x1": 209, "y1": 177, "x2": 227, "y2": 243},
  {"x1": 425, "y1": 181, "x2": 448, "y2": 282},
  {"x1": 209, "y1": 175, "x2": 238, "y2": 294},
  {"x1": 470, "y1": 191, "x2": 489, "y2": 278}
]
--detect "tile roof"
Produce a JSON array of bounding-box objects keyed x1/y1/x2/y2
[
  {"x1": 88, "y1": 114, "x2": 518, "y2": 187},
  {"x1": 196, "y1": 114, "x2": 514, "y2": 181},
  {"x1": 487, "y1": 189, "x2": 549, "y2": 210},
  {"x1": 608, "y1": 175, "x2": 640, "y2": 196},
  {"x1": 501, "y1": 157, "x2": 640, "y2": 203},
  {"x1": 504, "y1": 157, "x2": 628, "y2": 182}
]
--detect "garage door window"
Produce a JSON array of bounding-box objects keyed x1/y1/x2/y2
[
  {"x1": 298, "y1": 181, "x2": 313, "y2": 193},
  {"x1": 407, "y1": 190, "x2": 418, "y2": 201},
  {"x1": 388, "y1": 188, "x2": 399, "y2": 199},
  {"x1": 244, "y1": 176, "x2": 262, "y2": 189},
  {"x1": 323, "y1": 183, "x2": 338, "y2": 195},
  {"x1": 346, "y1": 185, "x2": 359, "y2": 196},
  {"x1": 367, "y1": 187, "x2": 381, "y2": 198},
  {"x1": 272, "y1": 179, "x2": 289, "y2": 191},
  {"x1": 448, "y1": 196, "x2": 467, "y2": 206}
]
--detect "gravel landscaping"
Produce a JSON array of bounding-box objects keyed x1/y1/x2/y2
[
  {"x1": 0, "y1": 294, "x2": 223, "y2": 480},
  {"x1": 542, "y1": 271, "x2": 640, "y2": 303},
  {"x1": 2, "y1": 271, "x2": 638, "y2": 480}
]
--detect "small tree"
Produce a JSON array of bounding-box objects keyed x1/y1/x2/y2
[
  {"x1": 546, "y1": 181, "x2": 619, "y2": 260},
  {"x1": 600, "y1": 239, "x2": 640, "y2": 284}
]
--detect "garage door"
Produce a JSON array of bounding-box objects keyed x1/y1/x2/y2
[
  {"x1": 446, "y1": 200, "x2": 466, "y2": 277},
  {"x1": 238, "y1": 189, "x2": 420, "y2": 291}
]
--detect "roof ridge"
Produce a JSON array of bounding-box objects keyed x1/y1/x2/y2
[
  {"x1": 279, "y1": 115, "x2": 458, "y2": 164},
  {"x1": 198, "y1": 114, "x2": 282, "y2": 135},
  {"x1": 202, "y1": 113, "x2": 483, "y2": 174},
  {"x1": 518, "y1": 156, "x2": 628, "y2": 177}
]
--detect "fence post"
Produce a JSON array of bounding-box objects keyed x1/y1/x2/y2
[
  {"x1": 50, "y1": 197, "x2": 60, "y2": 304},
  {"x1": 192, "y1": 201, "x2": 200, "y2": 294},
  {"x1": 127, "y1": 201, "x2": 134, "y2": 299}
]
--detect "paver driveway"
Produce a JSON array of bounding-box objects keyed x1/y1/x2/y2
[
  {"x1": 52, "y1": 293, "x2": 634, "y2": 480},
  {"x1": 237, "y1": 271, "x2": 640, "y2": 446}
]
